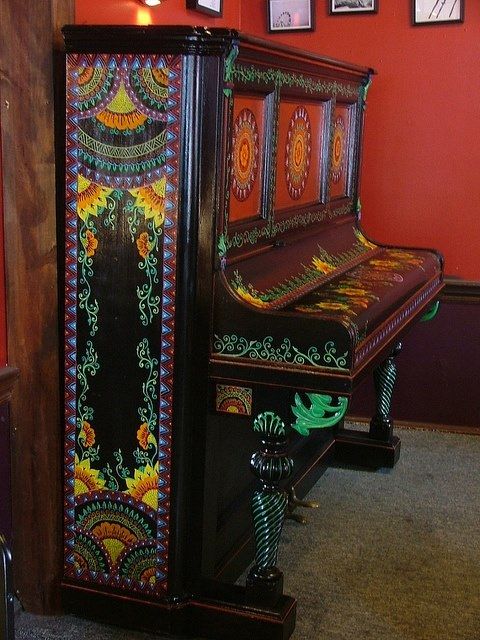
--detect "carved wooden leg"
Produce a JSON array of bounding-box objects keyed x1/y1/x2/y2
[
  {"x1": 370, "y1": 342, "x2": 402, "y2": 442},
  {"x1": 246, "y1": 412, "x2": 293, "y2": 607}
]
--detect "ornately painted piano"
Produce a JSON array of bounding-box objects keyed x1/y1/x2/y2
[{"x1": 61, "y1": 26, "x2": 443, "y2": 640}]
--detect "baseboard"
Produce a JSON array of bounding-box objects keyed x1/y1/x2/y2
[
  {"x1": 442, "y1": 278, "x2": 480, "y2": 303},
  {"x1": 347, "y1": 415, "x2": 480, "y2": 436}
]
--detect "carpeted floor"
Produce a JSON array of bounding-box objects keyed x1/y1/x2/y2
[{"x1": 15, "y1": 427, "x2": 480, "y2": 639}]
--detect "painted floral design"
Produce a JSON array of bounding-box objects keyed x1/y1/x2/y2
[
  {"x1": 312, "y1": 256, "x2": 336, "y2": 274},
  {"x1": 295, "y1": 249, "x2": 429, "y2": 319},
  {"x1": 79, "y1": 421, "x2": 96, "y2": 448},
  {"x1": 96, "y1": 81, "x2": 148, "y2": 131},
  {"x1": 125, "y1": 463, "x2": 159, "y2": 511},
  {"x1": 137, "y1": 422, "x2": 156, "y2": 451},
  {"x1": 77, "y1": 174, "x2": 114, "y2": 222},
  {"x1": 84, "y1": 230, "x2": 98, "y2": 257},
  {"x1": 354, "y1": 228, "x2": 377, "y2": 250},
  {"x1": 136, "y1": 232, "x2": 152, "y2": 259},
  {"x1": 74, "y1": 455, "x2": 106, "y2": 496},
  {"x1": 129, "y1": 176, "x2": 166, "y2": 229},
  {"x1": 90, "y1": 522, "x2": 138, "y2": 565}
]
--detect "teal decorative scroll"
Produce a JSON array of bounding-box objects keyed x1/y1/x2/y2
[
  {"x1": 291, "y1": 393, "x2": 348, "y2": 436},
  {"x1": 213, "y1": 334, "x2": 349, "y2": 370},
  {"x1": 420, "y1": 300, "x2": 440, "y2": 322},
  {"x1": 223, "y1": 44, "x2": 239, "y2": 98},
  {"x1": 221, "y1": 204, "x2": 351, "y2": 254},
  {"x1": 233, "y1": 64, "x2": 359, "y2": 100}
]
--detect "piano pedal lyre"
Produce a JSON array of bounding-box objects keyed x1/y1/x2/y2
[{"x1": 285, "y1": 487, "x2": 319, "y2": 525}]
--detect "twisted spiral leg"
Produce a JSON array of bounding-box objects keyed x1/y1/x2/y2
[
  {"x1": 370, "y1": 342, "x2": 402, "y2": 441},
  {"x1": 246, "y1": 412, "x2": 293, "y2": 606}
]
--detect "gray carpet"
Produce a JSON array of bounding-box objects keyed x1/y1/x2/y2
[{"x1": 15, "y1": 427, "x2": 480, "y2": 639}]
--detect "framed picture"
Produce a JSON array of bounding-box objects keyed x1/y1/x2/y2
[
  {"x1": 412, "y1": 0, "x2": 464, "y2": 25},
  {"x1": 329, "y1": 0, "x2": 378, "y2": 14},
  {"x1": 268, "y1": 0, "x2": 315, "y2": 32},
  {"x1": 186, "y1": 0, "x2": 222, "y2": 17}
]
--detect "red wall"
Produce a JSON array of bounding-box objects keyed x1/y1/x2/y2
[
  {"x1": 75, "y1": 0, "x2": 480, "y2": 280},
  {"x1": 75, "y1": 0, "x2": 241, "y2": 28}
]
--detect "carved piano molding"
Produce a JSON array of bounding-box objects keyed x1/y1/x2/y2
[{"x1": 61, "y1": 26, "x2": 443, "y2": 640}]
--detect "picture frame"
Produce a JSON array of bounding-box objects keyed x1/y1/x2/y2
[
  {"x1": 329, "y1": 0, "x2": 378, "y2": 15},
  {"x1": 186, "y1": 0, "x2": 223, "y2": 18},
  {"x1": 268, "y1": 0, "x2": 315, "y2": 33},
  {"x1": 412, "y1": 0, "x2": 464, "y2": 25}
]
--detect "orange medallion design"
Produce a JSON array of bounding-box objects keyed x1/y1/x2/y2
[
  {"x1": 285, "y1": 106, "x2": 311, "y2": 200},
  {"x1": 232, "y1": 108, "x2": 259, "y2": 202},
  {"x1": 331, "y1": 115, "x2": 346, "y2": 184}
]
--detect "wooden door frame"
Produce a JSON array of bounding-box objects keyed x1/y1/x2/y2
[{"x1": 0, "y1": 0, "x2": 74, "y2": 614}]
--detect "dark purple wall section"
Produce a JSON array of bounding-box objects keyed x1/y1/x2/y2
[
  {"x1": 0, "y1": 404, "x2": 11, "y2": 543},
  {"x1": 349, "y1": 300, "x2": 480, "y2": 429}
]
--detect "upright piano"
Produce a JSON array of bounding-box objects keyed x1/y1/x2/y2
[{"x1": 61, "y1": 26, "x2": 443, "y2": 640}]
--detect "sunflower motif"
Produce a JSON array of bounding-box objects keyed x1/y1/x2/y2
[
  {"x1": 74, "y1": 455, "x2": 106, "y2": 496},
  {"x1": 77, "y1": 174, "x2": 113, "y2": 221},
  {"x1": 125, "y1": 464, "x2": 159, "y2": 511},
  {"x1": 79, "y1": 420, "x2": 96, "y2": 448},
  {"x1": 129, "y1": 176, "x2": 166, "y2": 229},
  {"x1": 96, "y1": 81, "x2": 148, "y2": 131},
  {"x1": 91, "y1": 522, "x2": 138, "y2": 565}
]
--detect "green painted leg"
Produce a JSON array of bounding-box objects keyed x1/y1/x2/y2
[
  {"x1": 246, "y1": 412, "x2": 293, "y2": 606},
  {"x1": 370, "y1": 342, "x2": 402, "y2": 442}
]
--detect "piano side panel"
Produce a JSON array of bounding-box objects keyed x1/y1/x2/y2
[{"x1": 64, "y1": 52, "x2": 181, "y2": 596}]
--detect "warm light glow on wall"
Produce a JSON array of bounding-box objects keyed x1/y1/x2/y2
[{"x1": 136, "y1": 8, "x2": 153, "y2": 23}]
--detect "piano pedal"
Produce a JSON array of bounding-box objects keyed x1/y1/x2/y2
[
  {"x1": 285, "y1": 511, "x2": 308, "y2": 525},
  {"x1": 285, "y1": 487, "x2": 319, "y2": 525}
]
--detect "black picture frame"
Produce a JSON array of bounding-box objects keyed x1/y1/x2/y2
[
  {"x1": 412, "y1": 0, "x2": 464, "y2": 25},
  {"x1": 267, "y1": 0, "x2": 315, "y2": 33},
  {"x1": 186, "y1": 0, "x2": 223, "y2": 17},
  {"x1": 329, "y1": 0, "x2": 378, "y2": 15}
]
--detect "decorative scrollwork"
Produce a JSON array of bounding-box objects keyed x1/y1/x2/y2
[
  {"x1": 213, "y1": 334, "x2": 349, "y2": 370},
  {"x1": 291, "y1": 393, "x2": 348, "y2": 436}
]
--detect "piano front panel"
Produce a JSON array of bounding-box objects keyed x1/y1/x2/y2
[
  {"x1": 219, "y1": 56, "x2": 364, "y2": 262},
  {"x1": 274, "y1": 98, "x2": 327, "y2": 211},
  {"x1": 329, "y1": 102, "x2": 356, "y2": 200}
]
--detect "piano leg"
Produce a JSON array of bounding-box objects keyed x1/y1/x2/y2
[
  {"x1": 246, "y1": 412, "x2": 293, "y2": 607},
  {"x1": 369, "y1": 342, "x2": 403, "y2": 441},
  {"x1": 335, "y1": 343, "x2": 402, "y2": 468}
]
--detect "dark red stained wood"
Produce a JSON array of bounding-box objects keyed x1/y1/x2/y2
[{"x1": 0, "y1": 0, "x2": 74, "y2": 614}]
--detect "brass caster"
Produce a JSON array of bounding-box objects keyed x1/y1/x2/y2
[
  {"x1": 285, "y1": 487, "x2": 319, "y2": 525},
  {"x1": 288, "y1": 487, "x2": 319, "y2": 510}
]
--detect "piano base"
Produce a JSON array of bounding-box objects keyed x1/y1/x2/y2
[
  {"x1": 334, "y1": 429, "x2": 401, "y2": 469},
  {"x1": 62, "y1": 581, "x2": 296, "y2": 640}
]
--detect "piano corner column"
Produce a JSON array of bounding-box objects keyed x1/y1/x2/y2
[
  {"x1": 369, "y1": 341, "x2": 403, "y2": 441},
  {"x1": 246, "y1": 412, "x2": 293, "y2": 607}
]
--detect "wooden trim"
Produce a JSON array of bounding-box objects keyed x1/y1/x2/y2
[
  {"x1": 347, "y1": 416, "x2": 480, "y2": 436},
  {"x1": 0, "y1": 0, "x2": 74, "y2": 615},
  {"x1": 0, "y1": 367, "x2": 19, "y2": 406},
  {"x1": 441, "y1": 278, "x2": 480, "y2": 304}
]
